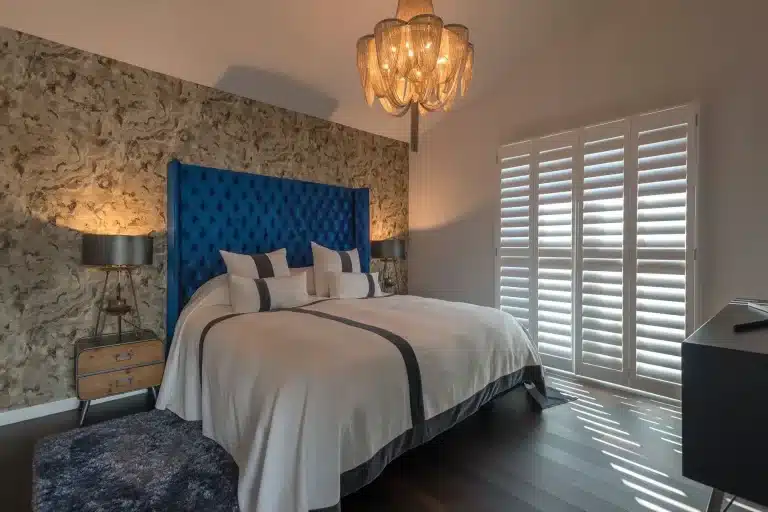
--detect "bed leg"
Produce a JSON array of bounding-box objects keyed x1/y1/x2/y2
[{"x1": 527, "y1": 391, "x2": 544, "y2": 412}]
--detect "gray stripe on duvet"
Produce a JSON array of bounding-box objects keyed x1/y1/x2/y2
[
  {"x1": 290, "y1": 308, "x2": 425, "y2": 425},
  {"x1": 195, "y1": 297, "x2": 390, "y2": 391},
  {"x1": 195, "y1": 297, "x2": 398, "y2": 391},
  {"x1": 198, "y1": 313, "x2": 246, "y2": 389},
  {"x1": 309, "y1": 364, "x2": 546, "y2": 512},
  {"x1": 193, "y1": 306, "x2": 547, "y2": 512}
]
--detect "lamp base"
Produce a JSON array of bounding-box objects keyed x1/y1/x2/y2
[
  {"x1": 93, "y1": 267, "x2": 143, "y2": 338},
  {"x1": 379, "y1": 259, "x2": 401, "y2": 295}
]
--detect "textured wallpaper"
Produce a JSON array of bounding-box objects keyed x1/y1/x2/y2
[{"x1": 0, "y1": 27, "x2": 409, "y2": 411}]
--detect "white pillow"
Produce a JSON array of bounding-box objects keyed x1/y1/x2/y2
[
  {"x1": 328, "y1": 272, "x2": 383, "y2": 299},
  {"x1": 229, "y1": 273, "x2": 309, "y2": 313},
  {"x1": 311, "y1": 242, "x2": 361, "y2": 297},
  {"x1": 220, "y1": 248, "x2": 290, "y2": 279},
  {"x1": 290, "y1": 266, "x2": 316, "y2": 295}
]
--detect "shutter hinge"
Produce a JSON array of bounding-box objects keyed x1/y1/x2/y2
[
  {"x1": 695, "y1": 114, "x2": 699, "y2": 127},
  {"x1": 694, "y1": 248, "x2": 697, "y2": 260}
]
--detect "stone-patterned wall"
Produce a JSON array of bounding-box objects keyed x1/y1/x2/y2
[{"x1": 0, "y1": 27, "x2": 409, "y2": 412}]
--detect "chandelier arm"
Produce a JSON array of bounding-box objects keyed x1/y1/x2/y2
[
  {"x1": 436, "y1": 24, "x2": 470, "y2": 88},
  {"x1": 392, "y1": 103, "x2": 413, "y2": 117},
  {"x1": 379, "y1": 97, "x2": 412, "y2": 117},
  {"x1": 382, "y1": 89, "x2": 411, "y2": 111},
  {"x1": 418, "y1": 102, "x2": 445, "y2": 113},
  {"x1": 381, "y1": 76, "x2": 413, "y2": 110},
  {"x1": 419, "y1": 73, "x2": 461, "y2": 112}
]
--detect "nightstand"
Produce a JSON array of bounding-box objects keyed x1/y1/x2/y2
[{"x1": 75, "y1": 329, "x2": 165, "y2": 426}]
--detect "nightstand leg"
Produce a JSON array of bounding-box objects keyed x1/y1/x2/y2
[{"x1": 78, "y1": 400, "x2": 91, "y2": 427}]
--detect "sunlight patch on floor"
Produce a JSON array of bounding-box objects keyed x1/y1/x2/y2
[
  {"x1": 571, "y1": 406, "x2": 621, "y2": 424},
  {"x1": 611, "y1": 464, "x2": 687, "y2": 497},
  {"x1": 547, "y1": 372, "x2": 768, "y2": 512},
  {"x1": 553, "y1": 374, "x2": 703, "y2": 511},
  {"x1": 622, "y1": 479, "x2": 699, "y2": 512},
  {"x1": 636, "y1": 496, "x2": 673, "y2": 512}
]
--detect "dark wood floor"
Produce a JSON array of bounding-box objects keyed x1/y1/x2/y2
[
  {"x1": 2, "y1": 375, "x2": 766, "y2": 512},
  {"x1": 344, "y1": 374, "x2": 768, "y2": 512}
]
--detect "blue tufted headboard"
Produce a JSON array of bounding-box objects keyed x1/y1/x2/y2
[{"x1": 166, "y1": 160, "x2": 370, "y2": 344}]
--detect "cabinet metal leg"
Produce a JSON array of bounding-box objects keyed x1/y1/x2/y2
[
  {"x1": 78, "y1": 400, "x2": 91, "y2": 427},
  {"x1": 706, "y1": 489, "x2": 724, "y2": 512}
]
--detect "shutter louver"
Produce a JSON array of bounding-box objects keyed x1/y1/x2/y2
[
  {"x1": 580, "y1": 122, "x2": 626, "y2": 373},
  {"x1": 498, "y1": 142, "x2": 534, "y2": 333},
  {"x1": 632, "y1": 109, "x2": 693, "y2": 388},
  {"x1": 535, "y1": 133, "x2": 577, "y2": 370}
]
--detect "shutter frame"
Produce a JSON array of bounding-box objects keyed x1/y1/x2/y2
[
  {"x1": 498, "y1": 141, "x2": 536, "y2": 337},
  {"x1": 498, "y1": 104, "x2": 698, "y2": 400},
  {"x1": 534, "y1": 131, "x2": 578, "y2": 371},
  {"x1": 577, "y1": 120, "x2": 630, "y2": 385},
  {"x1": 629, "y1": 105, "x2": 697, "y2": 400}
]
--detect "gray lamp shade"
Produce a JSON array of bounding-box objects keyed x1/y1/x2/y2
[
  {"x1": 371, "y1": 238, "x2": 405, "y2": 260},
  {"x1": 82, "y1": 234, "x2": 153, "y2": 266}
]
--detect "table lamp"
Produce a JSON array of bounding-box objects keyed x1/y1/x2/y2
[
  {"x1": 371, "y1": 238, "x2": 405, "y2": 294},
  {"x1": 82, "y1": 234, "x2": 153, "y2": 338}
]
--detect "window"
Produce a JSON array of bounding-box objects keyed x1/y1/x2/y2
[{"x1": 497, "y1": 105, "x2": 697, "y2": 399}]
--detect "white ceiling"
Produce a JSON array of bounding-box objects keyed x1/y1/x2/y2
[{"x1": 0, "y1": 0, "x2": 620, "y2": 142}]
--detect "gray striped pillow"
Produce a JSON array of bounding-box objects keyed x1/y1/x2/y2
[
  {"x1": 311, "y1": 242, "x2": 361, "y2": 297},
  {"x1": 228, "y1": 273, "x2": 309, "y2": 313},
  {"x1": 328, "y1": 272, "x2": 383, "y2": 299},
  {"x1": 220, "y1": 248, "x2": 290, "y2": 279}
]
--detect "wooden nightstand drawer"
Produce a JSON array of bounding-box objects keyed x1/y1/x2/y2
[
  {"x1": 77, "y1": 363, "x2": 165, "y2": 400},
  {"x1": 77, "y1": 339, "x2": 164, "y2": 376}
]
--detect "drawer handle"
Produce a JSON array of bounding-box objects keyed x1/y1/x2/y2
[
  {"x1": 115, "y1": 351, "x2": 133, "y2": 362},
  {"x1": 114, "y1": 376, "x2": 134, "y2": 387}
]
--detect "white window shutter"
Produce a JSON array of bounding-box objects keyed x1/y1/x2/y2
[
  {"x1": 498, "y1": 141, "x2": 535, "y2": 335},
  {"x1": 534, "y1": 132, "x2": 578, "y2": 371},
  {"x1": 630, "y1": 106, "x2": 697, "y2": 398},
  {"x1": 498, "y1": 104, "x2": 697, "y2": 399},
  {"x1": 578, "y1": 120, "x2": 629, "y2": 382}
]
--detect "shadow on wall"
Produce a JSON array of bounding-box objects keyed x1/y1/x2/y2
[{"x1": 215, "y1": 65, "x2": 339, "y2": 121}]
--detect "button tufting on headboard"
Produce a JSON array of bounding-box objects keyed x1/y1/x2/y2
[{"x1": 166, "y1": 160, "x2": 370, "y2": 348}]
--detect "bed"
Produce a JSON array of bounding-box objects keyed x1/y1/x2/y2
[{"x1": 156, "y1": 160, "x2": 545, "y2": 512}]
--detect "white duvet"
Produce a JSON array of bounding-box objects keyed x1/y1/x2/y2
[{"x1": 156, "y1": 295, "x2": 542, "y2": 512}]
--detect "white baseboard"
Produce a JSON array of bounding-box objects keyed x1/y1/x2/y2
[{"x1": 0, "y1": 390, "x2": 148, "y2": 427}]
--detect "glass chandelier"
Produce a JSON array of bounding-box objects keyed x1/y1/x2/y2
[{"x1": 356, "y1": 0, "x2": 474, "y2": 151}]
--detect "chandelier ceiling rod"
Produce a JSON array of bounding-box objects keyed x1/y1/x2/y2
[{"x1": 410, "y1": 102, "x2": 419, "y2": 152}]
